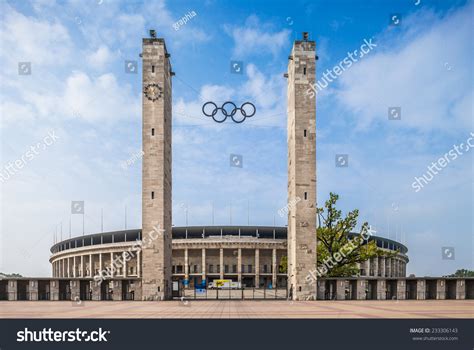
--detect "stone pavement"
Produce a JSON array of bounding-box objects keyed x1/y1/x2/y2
[{"x1": 0, "y1": 300, "x2": 472, "y2": 318}]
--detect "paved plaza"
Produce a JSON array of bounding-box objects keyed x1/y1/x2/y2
[{"x1": 0, "y1": 300, "x2": 472, "y2": 319}]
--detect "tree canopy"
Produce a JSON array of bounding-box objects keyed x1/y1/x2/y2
[
  {"x1": 448, "y1": 269, "x2": 474, "y2": 277},
  {"x1": 314, "y1": 193, "x2": 396, "y2": 278}
]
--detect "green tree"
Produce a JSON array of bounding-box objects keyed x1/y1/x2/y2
[
  {"x1": 279, "y1": 256, "x2": 287, "y2": 273},
  {"x1": 315, "y1": 193, "x2": 395, "y2": 278},
  {"x1": 448, "y1": 269, "x2": 474, "y2": 277},
  {"x1": 0, "y1": 272, "x2": 22, "y2": 278}
]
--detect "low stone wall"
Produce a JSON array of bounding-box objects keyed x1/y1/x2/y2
[
  {"x1": 0, "y1": 277, "x2": 472, "y2": 301},
  {"x1": 317, "y1": 277, "x2": 473, "y2": 300}
]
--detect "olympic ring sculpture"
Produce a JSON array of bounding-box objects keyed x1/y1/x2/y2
[{"x1": 202, "y1": 101, "x2": 256, "y2": 123}]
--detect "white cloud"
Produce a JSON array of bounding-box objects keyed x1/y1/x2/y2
[
  {"x1": 335, "y1": 4, "x2": 473, "y2": 133},
  {"x1": 86, "y1": 45, "x2": 116, "y2": 70},
  {"x1": 226, "y1": 15, "x2": 290, "y2": 58},
  {"x1": 60, "y1": 71, "x2": 140, "y2": 122},
  {"x1": 0, "y1": 3, "x2": 72, "y2": 67}
]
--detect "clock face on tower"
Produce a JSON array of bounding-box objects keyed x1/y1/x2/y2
[{"x1": 143, "y1": 83, "x2": 162, "y2": 102}]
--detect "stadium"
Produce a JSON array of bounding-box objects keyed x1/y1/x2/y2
[{"x1": 49, "y1": 226, "x2": 409, "y2": 293}]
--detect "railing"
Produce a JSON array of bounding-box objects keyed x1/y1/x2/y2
[
  {"x1": 38, "y1": 292, "x2": 50, "y2": 300},
  {"x1": 80, "y1": 291, "x2": 93, "y2": 300},
  {"x1": 59, "y1": 292, "x2": 71, "y2": 300},
  {"x1": 122, "y1": 292, "x2": 135, "y2": 300},
  {"x1": 17, "y1": 292, "x2": 29, "y2": 300},
  {"x1": 324, "y1": 291, "x2": 336, "y2": 300},
  {"x1": 178, "y1": 287, "x2": 288, "y2": 300},
  {"x1": 101, "y1": 292, "x2": 113, "y2": 301}
]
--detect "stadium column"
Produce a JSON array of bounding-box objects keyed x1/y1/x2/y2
[
  {"x1": 67, "y1": 258, "x2": 70, "y2": 277},
  {"x1": 141, "y1": 33, "x2": 173, "y2": 301},
  {"x1": 123, "y1": 254, "x2": 127, "y2": 278},
  {"x1": 80, "y1": 255, "x2": 84, "y2": 277},
  {"x1": 373, "y1": 257, "x2": 379, "y2": 277},
  {"x1": 89, "y1": 254, "x2": 92, "y2": 277},
  {"x1": 237, "y1": 248, "x2": 242, "y2": 283},
  {"x1": 287, "y1": 32, "x2": 317, "y2": 300},
  {"x1": 110, "y1": 252, "x2": 114, "y2": 278},
  {"x1": 201, "y1": 248, "x2": 206, "y2": 285},
  {"x1": 99, "y1": 253, "x2": 103, "y2": 275},
  {"x1": 219, "y1": 248, "x2": 224, "y2": 279},
  {"x1": 255, "y1": 248, "x2": 260, "y2": 288},
  {"x1": 184, "y1": 248, "x2": 189, "y2": 287},
  {"x1": 137, "y1": 250, "x2": 141, "y2": 278},
  {"x1": 272, "y1": 248, "x2": 277, "y2": 287},
  {"x1": 381, "y1": 257, "x2": 386, "y2": 277},
  {"x1": 73, "y1": 256, "x2": 76, "y2": 278}
]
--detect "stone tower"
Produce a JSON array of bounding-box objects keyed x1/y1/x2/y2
[
  {"x1": 287, "y1": 33, "x2": 317, "y2": 300},
  {"x1": 141, "y1": 32, "x2": 173, "y2": 300}
]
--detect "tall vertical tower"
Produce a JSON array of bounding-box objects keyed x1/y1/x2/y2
[
  {"x1": 287, "y1": 32, "x2": 317, "y2": 300},
  {"x1": 141, "y1": 32, "x2": 172, "y2": 300}
]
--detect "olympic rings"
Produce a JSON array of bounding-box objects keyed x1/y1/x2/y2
[{"x1": 202, "y1": 101, "x2": 256, "y2": 123}]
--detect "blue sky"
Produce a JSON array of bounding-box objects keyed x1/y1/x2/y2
[{"x1": 0, "y1": 0, "x2": 472, "y2": 277}]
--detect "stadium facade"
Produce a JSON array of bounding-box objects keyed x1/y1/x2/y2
[{"x1": 48, "y1": 226, "x2": 409, "y2": 287}]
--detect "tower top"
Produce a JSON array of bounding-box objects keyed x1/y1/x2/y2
[{"x1": 293, "y1": 32, "x2": 315, "y2": 47}]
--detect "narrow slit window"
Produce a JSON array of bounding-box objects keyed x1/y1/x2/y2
[
  {"x1": 304, "y1": 129, "x2": 307, "y2": 137},
  {"x1": 151, "y1": 191, "x2": 154, "y2": 199},
  {"x1": 303, "y1": 67, "x2": 306, "y2": 75},
  {"x1": 304, "y1": 192, "x2": 308, "y2": 200},
  {"x1": 152, "y1": 65, "x2": 155, "y2": 73},
  {"x1": 151, "y1": 128, "x2": 155, "y2": 136}
]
